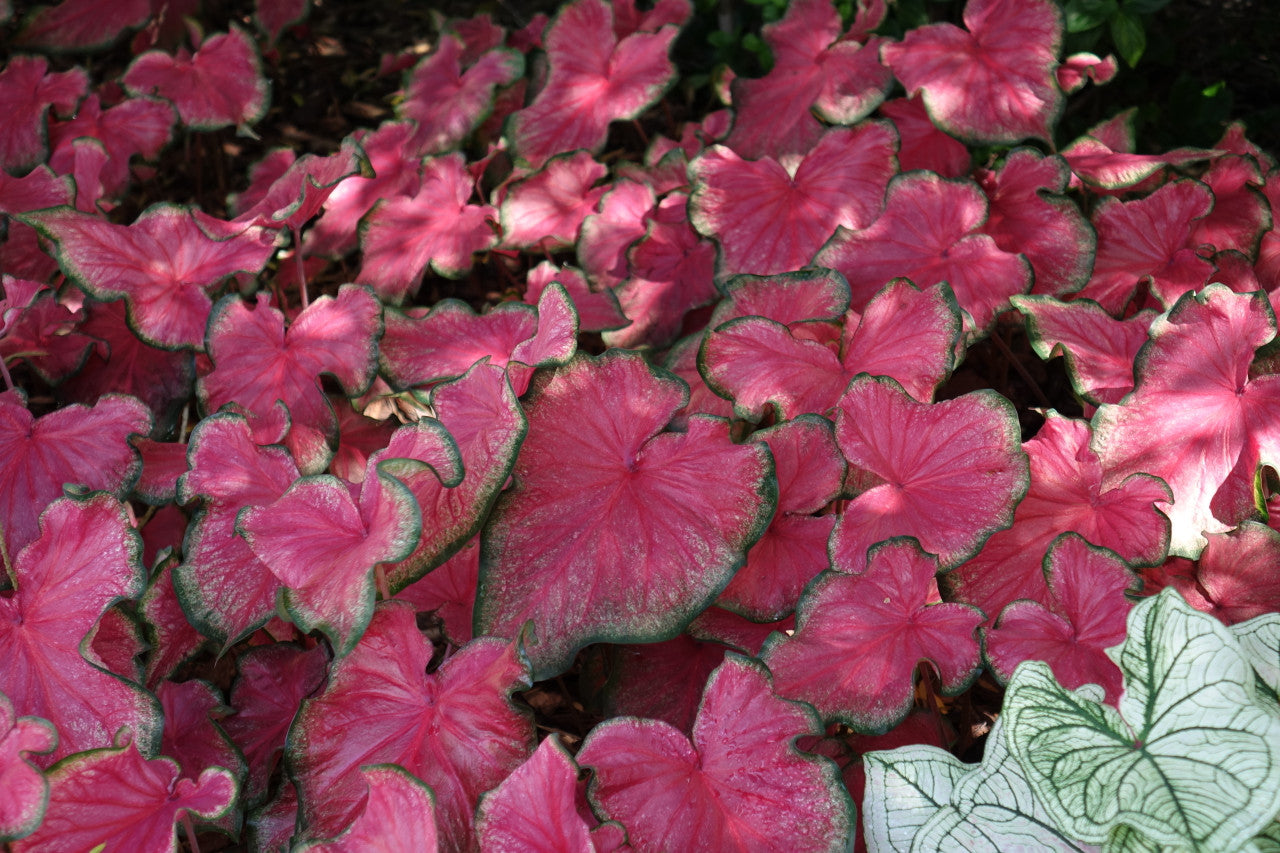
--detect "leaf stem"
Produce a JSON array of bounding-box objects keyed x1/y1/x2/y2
[
  {"x1": 292, "y1": 226, "x2": 309, "y2": 309},
  {"x1": 990, "y1": 326, "x2": 1051, "y2": 408},
  {"x1": 182, "y1": 813, "x2": 201, "y2": 853}
]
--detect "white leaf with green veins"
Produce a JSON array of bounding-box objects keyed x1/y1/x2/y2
[
  {"x1": 862, "y1": 745, "x2": 966, "y2": 852},
  {"x1": 1233, "y1": 613, "x2": 1280, "y2": 698},
  {"x1": 1005, "y1": 588, "x2": 1280, "y2": 851},
  {"x1": 864, "y1": 714, "x2": 1099, "y2": 852}
]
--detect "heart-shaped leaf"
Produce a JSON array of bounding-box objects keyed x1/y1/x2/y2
[
  {"x1": 475, "y1": 735, "x2": 594, "y2": 852},
  {"x1": 0, "y1": 389, "x2": 149, "y2": 555},
  {"x1": 9, "y1": 741, "x2": 236, "y2": 852},
  {"x1": 21, "y1": 204, "x2": 275, "y2": 351},
  {"x1": 0, "y1": 691, "x2": 56, "y2": 843},
  {"x1": 295, "y1": 765, "x2": 439, "y2": 852},
  {"x1": 476, "y1": 350, "x2": 775, "y2": 679},
  {"x1": 289, "y1": 602, "x2": 533, "y2": 849},
  {"x1": 1005, "y1": 588, "x2": 1280, "y2": 850},
  {"x1": 828, "y1": 375, "x2": 1027, "y2": 575},
  {"x1": 815, "y1": 171, "x2": 1031, "y2": 333},
  {"x1": 0, "y1": 494, "x2": 159, "y2": 764},
  {"x1": 508, "y1": 0, "x2": 684, "y2": 167},
  {"x1": 763, "y1": 538, "x2": 983, "y2": 731},
  {"x1": 862, "y1": 712, "x2": 1096, "y2": 852},
  {"x1": 1092, "y1": 285, "x2": 1280, "y2": 556},
  {"x1": 123, "y1": 25, "x2": 269, "y2": 130},
  {"x1": 881, "y1": 0, "x2": 1063, "y2": 144},
  {"x1": 578, "y1": 654, "x2": 852, "y2": 852}
]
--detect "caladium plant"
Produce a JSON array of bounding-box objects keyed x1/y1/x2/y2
[{"x1": 0, "y1": 0, "x2": 1278, "y2": 847}]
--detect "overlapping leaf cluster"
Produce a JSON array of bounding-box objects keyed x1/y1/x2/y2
[{"x1": 0, "y1": 0, "x2": 1278, "y2": 849}]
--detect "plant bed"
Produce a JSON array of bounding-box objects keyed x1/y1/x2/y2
[{"x1": 0, "y1": 0, "x2": 1278, "y2": 850}]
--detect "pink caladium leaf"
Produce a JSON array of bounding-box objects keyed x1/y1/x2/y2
[
  {"x1": 257, "y1": 0, "x2": 310, "y2": 44},
  {"x1": 380, "y1": 362, "x2": 527, "y2": 591},
  {"x1": 88, "y1": 602, "x2": 147, "y2": 683},
  {"x1": 234, "y1": 137, "x2": 371, "y2": 232},
  {"x1": 942, "y1": 413, "x2": 1169, "y2": 620},
  {"x1": 223, "y1": 642, "x2": 328, "y2": 807},
  {"x1": 815, "y1": 171, "x2": 1031, "y2": 334},
  {"x1": 48, "y1": 94, "x2": 174, "y2": 200},
  {"x1": 198, "y1": 285, "x2": 383, "y2": 473},
  {"x1": 725, "y1": 0, "x2": 891, "y2": 161},
  {"x1": 131, "y1": 437, "x2": 189, "y2": 505},
  {"x1": 1055, "y1": 52, "x2": 1118, "y2": 93},
  {"x1": 476, "y1": 351, "x2": 775, "y2": 679},
  {"x1": 1075, "y1": 180, "x2": 1216, "y2": 313},
  {"x1": 9, "y1": 741, "x2": 236, "y2": 853},
  {"x1": 249, "y1": 780, "x2": 299, "y2": 852},
  {"x1": 476, "y1": 735, "x2": 594, "y2": 852},
  {"x1": 382, "y1": 283, "x2": 576, "y2": 396},
  {"x1": 329, "y1": 402, "x2": 397, "y2": 483},
  {"x1": 157, "y1": 679, "x2": 245, "y2": 804},
  {"x1": 763, "y1": 538, "x2": 983, "y2": 730},
  {"x1": 576, "y1": 178, "x2": 654, "y2": 291},
  {"x1": 0, "y1": 389, "x2": 149, "y2": 556},
  {"x1": 58, "y1": 298, "x2": 196, "y2": 430},
  {"x1": 977, "y1": 148, "x2": 1096, "y2": 298},
  {"x1": 305, "y1": 122, "x2": 422, "y2": 258},
  {"x1": 500, "y1": 152, "x2": 609, "y2": 251},
  {"x1": 508, "y1": 0, "x2": 685, "y2": 167},
  {"x1": 710, "y1": 268, "x2": 850, "y2": 329},
  {"x1": 881, "y1": 0, "x2": 1063, "y2": 144},
  {"x1": 395, "y1": 534, "x2": 480, "y2": 646},
  {"x1": 238, "y1": 421, "x2": 454, "y2": 655},
  {"x1": 687, "y1": 606, "x2": 794, "y2": 656},
  {"x1": 231, "y1": 147, "x2": 295, "y2": 216},
  {"x1": 357, "y1": 153, "x2": 498, "y2": 304},
  {"x1": 123, "y1": 25, "x2": 269, "y2": 130},
  {"x1": 601, "y1": 192, "x2": 718, "y2": 349},
  {"x1": 290, "y1": 602, "x2": 533, "y2": 848},
  {"x1": 61, "y1": 135, "x2": 110, "y2": 213},
  {"x1": 717, "y1": 416, "x2": 844, "y2": 620},
  {"x1": 689, "y1": 123, "x2": 896, "y2": 278},
  {"x1": 0, "y1": 56, "x2": 87, "y2": 174},
  {"x1": 664, "y1": 333, "x2": 734, "y2": 425},
  {"x1": 984, "y1": 533, "x2": 1135, "y2": 704},
  {"x1": 296, "y1": 764, "x2": 439, "y2": 852},
  {"x1": 526, "y1": 262, "x2": 629, "y2": 333},
  {"x1": 1060, "y1": 110, "x2": 1215, "y2": 191},
  {"x1": 700, "y1": 279, "x2": 960, "y2": 422},
  {"x1": 0, "y1": 494, "x2": 160, "y2": 765},
  {"x1": 1093, "y1": 285, "x2": 1280, "y2": 556},
  {"x1": 399, "y1": 34, "x2": 524, "y2": 156},
  {"x1": 21, "y1": 204, "x2": 275, "y2": 350},
  {"x1": 0, "y1": 165, "x2": 73, "y2": 281},
  {"x1": 1189, "y1": 154, "x2": 1272, "y2": 257},
  {"x1": 600, "y1": 634, "x2": 729, "y2": 733},
  {"x1": 1141, "y1": 522, "x2": 1280, "y2": 625},
  {"x1": 829, "y1": 375, "x2": 1028, "y2": 575},
  {"x1": 0, "y1": 277, "x2": 97, "y2": 386},
  {"x1": 138, "y1": 555, "x2": 207, "y2": 688},
  {"x1": 173, "y1": 414, "x2": 300, "y2": 648},
  {"x1": 579, "y1": 654, "x2": 851, "y2": 851},
  {"x1": 1014, "y1": 295, "x2": 1157, "y2": 406},
  {"x1": 14, "y1": 0, "x2": 149, "y2": 49},
  {"x1": 0, "y1": 690, "x2": 56, "y2": 843},
  {"x1": 877, "y1": 96, "x2": 970, "y2": 178}
]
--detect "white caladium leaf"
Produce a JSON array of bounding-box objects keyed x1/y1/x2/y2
[
  {"x1": 1232, "y1": 612, "x2": 1280, "y2": 698},
  {"x1": 1004, "y1": 588, "x2": 1280, "y2": 851},
  {"x1": 863, "y1": 714, "x2": 1098, "y2": 852}
]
